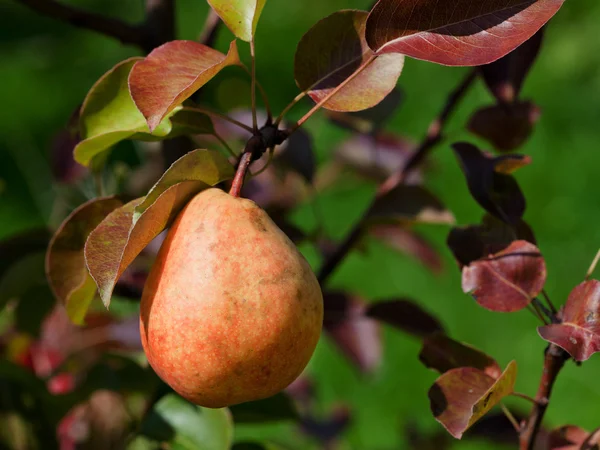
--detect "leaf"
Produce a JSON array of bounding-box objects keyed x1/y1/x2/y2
[
  {"x1": 294, "y1": 10, "x2": 404, "y2": 112},
  {"x1": 46, "y1": 197, "x2": 124, "y2": 324},
  {"x1": 207, "y1": 0, "x2": 266, "y2": 42},
  {"x1": 452, "y1": 142, "x2": 528, "y2": 224},
  {"x1": 323, "y1": 292, "x2": 382, "y2": 373},
  {"x1": 276, "y1": 128, "x2": 315, "y2": 183},
  {"x1": 480, "y1": 29, "x2": 545, "y2": 103},
  {"x1": 229, "y1": 392, "x2": 299, "y2": 423},
  {"x1": 366, "y1": 299, "x2": 445, "y2": 338},
  {"x1": 428, "y1": 361, "x2": 517, "y2": 439},
  {"x1": 0, "y1": 252, "x2": 46, "y2": 309},
  {"x1": 538, "y1": 280, "x2": 600, "y2": 361},
  {"x1": 468, "y1": 101, "x2": 541, "y2": 152},
  {"x1": 548, "y1": 425, "x2": 591, "y2": 450},
  {"x1": 462, "y1": 240, "x2": 546, "y2": 312},
  {"x1": 447, "y1": 214, "x2": 537, "y2": 268},
  {"x1": 142, "y1": 394, "x2": 233, "y2": 450},
  {"x1": 419, "y1": 333, "x2": 502, "y2": 378},
  {"x1": 368, "y1": 224, "x2": 443, "y2": 274},
  {"x1": 129, "y1": 40, "x2": 241, "y2": 131},
  {"x1": 365, "y1": 0, "x2": 564, "y2": 66},
  {"x1": 0, "y1": 229, "x2": 50, "y2": 279},
  {"x1": 85, "y1": 149, "x2": 234, "y2": 307},
  {"x1": 367, "y1": 185, "x2": 455, "y2": 225}
]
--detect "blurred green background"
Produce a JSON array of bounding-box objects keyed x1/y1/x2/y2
[{"x1": 1, "y1": 0, "x2": 599, "y2": 449}]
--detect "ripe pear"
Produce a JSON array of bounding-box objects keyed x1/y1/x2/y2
[{"x1": 139, "y1": 188, "x2": 323, "y2": 408}]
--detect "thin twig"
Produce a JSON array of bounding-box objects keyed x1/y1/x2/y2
[
  {"x1": 198, "y1": 8, "x2": 221, "y2": 48},
  {"x1": 241, "y1": 65, "x2": 272, "y2": 121},
  {"x1": 250, "y1": 39, "x2": 258, "y2": 131},
  {"x1": 531, "y1": 298, "x2": 550, "y2": 325},
  {"x1": 519, "y1": 344, "x2": 569, "y2": 450},
  {"x1": 541, "y1": 289, "x2": 558, "y2": 316},
  {"x1": 184, "y1": 106, "x2": 254, "y2": 133},
  {"x1": 511, "y1": 392, "x2": 537, "y2": 404},
  {"x1": 500, "y1": 404, "x2": 521, "y2": 433},
  {"x1": 144, "y1": 0, "x2": 175, "y2": 50},
  {"x1": 317, "y1": 69, "x2": 478, "y2": 285},
  {"x1": 275, "y1": 91, "x2": 307, "y2": 125},
  {"x1": 213, "y1": 133, "x2": 237, "y2": 159},
  {"x1": 250, "y1": 146, "x2": 275, "y2": 177},
  {"x1": 15, "y1": 0, "x2": 144, "y2": 48},
  {"x1": 585, "y1": 248, "x2": 600, "y2": 281}
]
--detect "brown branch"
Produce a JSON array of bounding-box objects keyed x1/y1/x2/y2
[
  {"x1": 317, "y1": 69, "x2": 478, "y2": 285},
  {"x1": 519, "y1": 344, "x2": 569, "y2": 450},
  {"x1": 198, "y1": 8, "x2": 221, "y2": 48},
  {"x1": 15, "y1": 0, "x2": 144, "y2": 48},
  {"x1": 143, "y1": 0, "x2": 175, "y2": 51}
]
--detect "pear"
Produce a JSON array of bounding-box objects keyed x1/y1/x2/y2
[{"x1": 140, "y1": 188, "x2": 323, "y2": 408}]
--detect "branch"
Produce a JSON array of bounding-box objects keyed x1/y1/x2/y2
[
  {"x1": 15, "y1": 0, "x2": 144, "y2": 48},
  {"x1": 519, "y1": 344, "x2": 569, "y2": 450},
  {"x1": 198, "y1": 8, "x2": 221, "y2": 48},
  {"x1": 143, "y1": 0, "x2": 175, "y2": 51},
  {"x1": 317, "y1": 69, "x2": 478, "y2": 285}
]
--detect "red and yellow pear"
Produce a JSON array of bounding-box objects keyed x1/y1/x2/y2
[{"x1": 140, "y1": 188, "x2": 323, "y2": 408}]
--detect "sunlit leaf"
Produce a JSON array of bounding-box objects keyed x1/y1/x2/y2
[
  {"x1": 366, "y1": 299, "x2": 445, "y2": 338},
  {"x1": 468, "y1": 101, "x2": 541, "y2": 152},
  {"x1": 419, "y1": 333, "x2": 502, "y2": 378},
  {"x1": 538, "y1": 280, "x2": 600, "y2": 361},
  {"x1": 366, "y1": 0, "x2": 564, "y2": 66},
  {"x1": 207, "y1": 0, "x2": 266, "y2": 42},
  {"x1": 295, "y1": 10, "x2": 404, "y2": 112},
  {"x1": 428, "y1": 361, "x2": 517, "y2": 439},
  {"x1": 46, "y1": 197, "x2": 124, "y2": 324},
  {"x1": 129, "y1": 40, "x2": 241, "y2": 131},
  {"x1": 462, "y1": 240, "x2": 546, "y2": 312},
  {"x1": 85, "y1": 149, "x2": 234, "y2": 308}
]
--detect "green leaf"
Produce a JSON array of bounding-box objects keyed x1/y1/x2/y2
[
  {"x1": 142, "y1": 394, "x2": 233, "y2": 450},
  {"x1": 0, "y1": 252, "x2": 46, "y2": 311},
  {"x1": 85, "y1": 149, "x2": 234, "y2": 308},
  {"x1": 46, "y1": 197, "x2": 124, "y2": 324},
  {"x1": 129, "y1": 41, "x2": 241, "y2": 131},
  {"x1": 229, "y1": 393, "x2": 299, "y2": 423},
  {"x1": 294, "y1": 10, "x2": 404, "y2": 112},
  {"x1": 207, "y1": 0, "x2": 266, "y2": 42}
]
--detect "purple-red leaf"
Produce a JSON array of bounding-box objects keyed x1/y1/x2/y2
[
  {"x1": 46, "y1": 197, "x2": 125, "y2": 324},
  {"x1": 366, "y1": 299, "x2": 444, "y2": 338},
  {"x1": 468, "y1": 101, "x2": 541, "y2": 152},
  {"x1": 323, "y1": 292, "x2": 382, "y2": 373},
  {"x1": 294, "y1": 10, "x2": 404, "y2": 112},
  {"x1": 453, "y1": 142, "x2": 528, "y2": 224},
  {"x1": 85, "y1": 149, "x2": 234, "y2": 307},
  {"x1": 548, "y1": 425, "x2": 591, "y2": 450},
  {"x1": 365, "y1": 0, "x2": 564, "y2": 66},
  {"x1": 367, "y1": 185, "x2": 455, "y2": 225},
  {"x1": 368, "y1": 224, "x2": 443, "y2": 273},
  {"x1": 538, "y1": 280, "x2": 600, "y2": 361},
  {"x1": 480, "y1": 29, "x2": 545, "y2": 103},
  {"x1": 462, "y1": 240, "x2": 546, "y2": 312},
  {"x1": 428, "y1": 361, "x2": 517, "y2": 439},
  {"x1": 129, "y1": 40, "x2": 241, "y2": 131},
  {"x1": 420, "y1": 333, "x2": 502, "y2": 378}
]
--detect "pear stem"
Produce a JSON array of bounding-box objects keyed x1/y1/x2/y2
[{"x1": 229, "y1": 151, "x2": 254, "y2": 198}]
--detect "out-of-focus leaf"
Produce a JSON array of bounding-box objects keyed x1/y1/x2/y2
[
  {"x1": 276, "y1": 128, "x2": 315, "y2": 183},
  {"x1": 15, "y1": 284, "x2": 55, "y2": 338},
  {"x1": 229, "y1": 392, "x2": 299, "y2": 423},
  {"x1": 367, "y1": 185, "x2": 455, "y2": 225},
  {"x1": 335, "y1": 134, "x2": 418, "y2": 183},
  {"x1": 480, "y1": 29, "x2": 545, "y2": 103},
  {"x1": 468, "y1": 101, "x2": 541, "y2": 152},
  {"x1": 548, "y1": 425, "x2": 590, "y2": 450},
  {"x1": 130, "y1": 40, "x2": 241, "y2": 131},
  {"x1": 323, "y1": 292, "x2": 382, "y2": 373},
  {"x1": 462, "y1": 240, "x2": 546, "y2": 312},
  {"x1": 447, "y1": 214, "x2": 537, "y2": 269},
  {"x1": 365, "y1": 0, "x2": 564, "y2": 66},
  {"x1": 46, "y1": 197, "x2": 124, "y2": 324},
  {"x1": 428, "y1": 361, "x2": 517, "y2": 439},
  {"x1": 85, "y1": 149, "x2": 233, "y2": 308},
  {"x1": 368, "y1": 224, "x2": 443, "y2": 274},
  {"x1": 51, "y1": 107, "x2": 87, "y2": 183},
  {"x1": 232, "y1": 444, "x2": 268, "y2": 450},
  {"x1": 538, "y1": 280, "x2": 600, "y2": 361},
  {"x1": 419, "y1": 333, "x2": 502, "y2": 378},
  {"x1": 207, "y1": 0, "x2": 266, "y2": 42},
  {"x1": 0, "y1": 229, "x2": 50, "y2": 278},
  {"x1": 582, "y1": 428, "x2": 600, "y2": 449},
  {"x1": 300, "y1": 406, "x2": 351, "y2": 444},
  {"x1": 141, "y1": 394, "x2": 233, "y2": 450},
  {"x1": 295, "y1": 10, "x2": 404, "y2": 112},
  {"x1": 366, "y1": 299, "x2": 445, "y2": 338},
  {"x1": 0, "y1": 252, "x2": 46, "y2": 309},
  {"x1": 452, "y1": 142, "x2": 528, "y2": 224}
]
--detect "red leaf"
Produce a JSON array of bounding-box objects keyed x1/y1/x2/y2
[
  {"x1": 366, "y1": 299, "x2": 445, "y2": 338},
  {"x1": 428, "y1": 361, "x2": 517, "y2": 439},
  {"x1": 294, "y1": 10, "x2": 404, "y2": 112},
  {"x1": 548, "y1": 425, "x2": 590, "y2": 450},
  {"x1": 419, "y1": 333, "x2": 502, "y2": 378},
  {"x1": 468, "y1": 101, "x2": 541, "y2": 152},
  {"x1": 129, "y1": 40, "x2": 241, "y2": 131},
  {"x1": 538, "y1": 280, "x2": 600, "y2": 361},
  {"x1": 366, "y1": 0, "x2": 564, "y2": 66},
  {"x1": 462, "y1": 240, "x2": 546, "y2": 312},
  {"x1": 480, "y1": 29, "x2": 545, "y2": 103}
]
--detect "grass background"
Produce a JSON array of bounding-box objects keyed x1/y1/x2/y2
[{"x1": 1, "y1": 0, "x2": 599, "y2": 448}]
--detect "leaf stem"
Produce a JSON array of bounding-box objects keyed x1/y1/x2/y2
[
  {"x1": 530, "y1": 298, "x2": 550, "y2": 325},
  {"x1": 511, "y1": 392, "x2": 536, "y2": 404},
  {"x1": 275, "y1": 91, "x2": 307, "y2": 125},
  {"x1": 250, "y1": 146, "x2": 275, "y2": 177},
  {"x1": 585, "y1": 248, "x2": 600, "y2": 281},
  {"x1": 500, "y1": 404, "x2": 521, "y2": 433},
  {"x1": 213, "y1": 132, "x2": 237, "y2": 159},
  {"x1": 184, "y1": 106, "x2": 254, "y2": 133},
  {"x1": 541, "y1": 289, "x2": 558, "y2": 316},
  {"x1": 241, "y1": 65, "x2": 272, "y2": 121},
  {"x1": 317, "y1": 69, "x2": 478, "y2": 285},
  {"x1": 250, "y1": 39, "x2": 258, "y2": 131}
]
